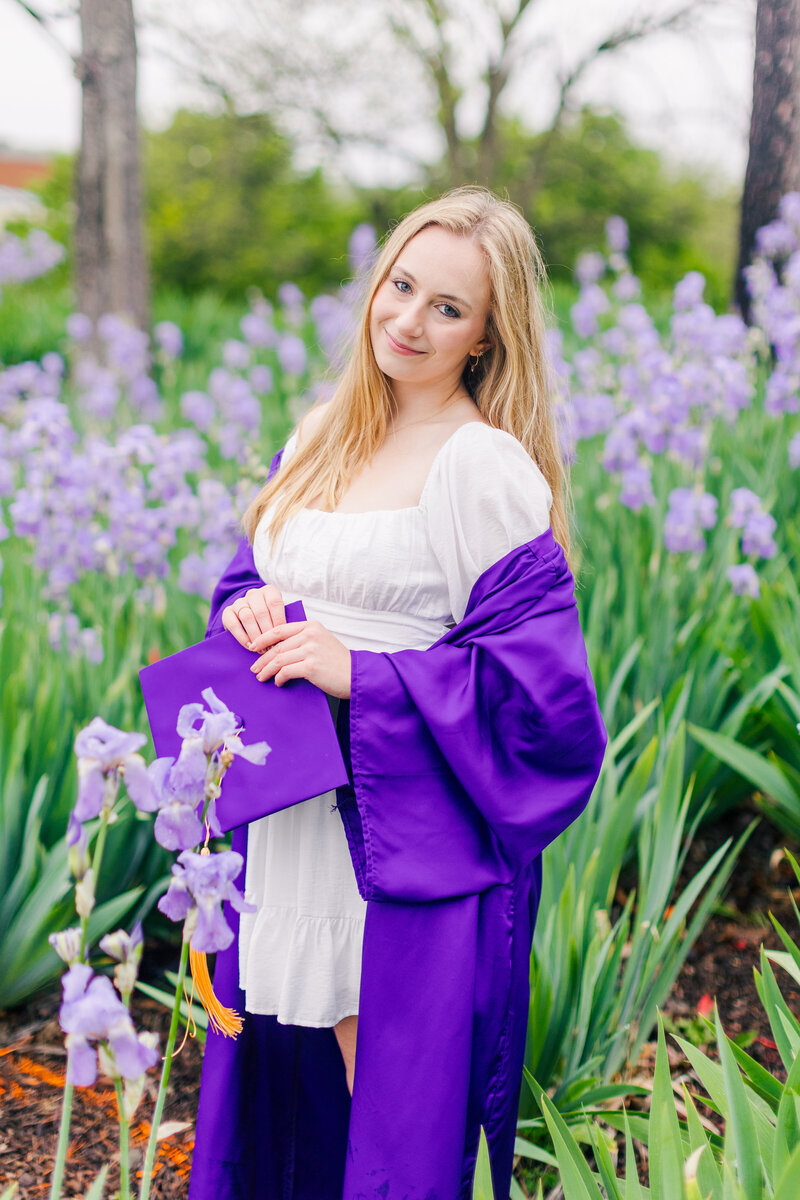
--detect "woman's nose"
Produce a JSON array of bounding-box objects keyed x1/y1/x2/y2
[{"x1": 394, "y1": 300, "x2": 424, "y2": 337}]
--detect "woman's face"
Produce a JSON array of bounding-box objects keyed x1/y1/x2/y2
[{"x1": 369, "y1": 225, "x2": 492, "y2": 393}]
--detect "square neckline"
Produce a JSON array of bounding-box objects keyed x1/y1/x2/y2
[{"x1": 294, "y1": 420, "x2": 493, "y2": 518}]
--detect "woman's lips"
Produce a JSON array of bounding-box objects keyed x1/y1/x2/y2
[{"x1": 385, "y1": 329, "x2": 425, "y2": 356}]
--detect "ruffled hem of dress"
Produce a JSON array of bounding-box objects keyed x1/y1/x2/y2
[{"x1": 239, "y1": 905, "x2": 365, "y2": 1028}]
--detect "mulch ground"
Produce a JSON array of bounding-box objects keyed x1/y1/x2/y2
[{"x1": 2, "y1": 797, "x2": 799, "y2": 1198}]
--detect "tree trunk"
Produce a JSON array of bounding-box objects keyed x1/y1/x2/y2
[
  {"x1": 74, "y1": 0, "x2": 149, "y2": 330},
  {"x1": 735, "y1": 0, "x2": 800, "y2": 322}
]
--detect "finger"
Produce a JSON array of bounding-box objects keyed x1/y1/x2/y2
[
  {"x1": 243, "y1": 588, "x2": 276, "y2": 637},
  {"x1": 273, "y1": 657, "x2": 310, "y2": 687},
  {"x1": 231, "y1": 600, "x2": 266, "y2": 645},
  {"x1": 260, "y1": 586, "x2": 286, "y2": 631},
  {"x1": 254, "y1": 646, "x2": 306, "y2": 683},
  {"x1": 249, "y1": 621, "x2": 307, "y2": 652},
  {"x1": 221, "y1": 606, "x2": 253, "y2": 648},
  {"x1": 249, "y1": 634, "x2": 305, "y2": 674}
]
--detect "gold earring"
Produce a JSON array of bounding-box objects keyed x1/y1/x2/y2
[{"x1": 469, "y1": 352, "x2": 481, "y2": 368}]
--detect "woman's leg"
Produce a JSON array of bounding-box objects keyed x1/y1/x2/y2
[{"x1": 333, "y1": 1015, "x2": 358, "y2": 1095}]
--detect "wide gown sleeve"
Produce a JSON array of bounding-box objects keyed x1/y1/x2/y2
[{"x1": 338, "y1": 430, "x2": 607, "y2": 904}]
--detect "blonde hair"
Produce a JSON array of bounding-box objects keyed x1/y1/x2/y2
[{"x1": 242, "y1": 185, "x2": 574, "y2": 573}]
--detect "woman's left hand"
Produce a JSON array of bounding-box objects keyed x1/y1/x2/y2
[{"x1": 247, "y1": 620, "x2": 352, "y2": 699}]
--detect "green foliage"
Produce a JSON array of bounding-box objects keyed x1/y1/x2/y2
[
  {"x1": 521, "y1": 717, "x2": 750, "y2": 1125},
  {"x1": 526, "y1": 852, "x2": 800, "y2": 1198},
  {"x1": 144, "y1": 109, "x2": 370, "y2": 300},
  {"x1": 17, "y1": 104, "x2": 740, "y2": 312},
  {"x1": 486, "y1": 108, "x2": 739, "y2": 311}
]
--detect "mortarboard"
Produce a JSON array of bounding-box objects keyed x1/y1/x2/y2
[{"x1": 138, "y1": 600, "x2": 350, "y2": 833}]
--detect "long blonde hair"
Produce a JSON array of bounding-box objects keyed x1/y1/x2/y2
[{"x1": 242, "y1": 185, "x2": 574, "y2": 573}]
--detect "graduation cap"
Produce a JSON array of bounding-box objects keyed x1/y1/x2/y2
[
  {"x1": 138, "y1": 600, "x2": 351, "y2": 1038},
  {"x1": 138, "y1": 599, "x2": 350, "y2": 834}
]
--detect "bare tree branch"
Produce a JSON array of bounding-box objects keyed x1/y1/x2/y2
[{"x1": 12, "y1": 0, "x2": 76, "y2": 62}]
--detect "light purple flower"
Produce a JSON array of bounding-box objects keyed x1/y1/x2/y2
[
  {"x1": 728, "y1": 487, "x2": 763, "y2": 528},
  {"x1": 277, "y1": 334, "x2": 308, "y2": 376},
  {"x1": 727, "y1": 563, "x2": 760, "y2": 598},
  {"x1": 605, "y1": 216, "x2": 629, "y2": 254},
  {"x1": 248, "y1": 364, "x2": 274, "y2": 394},
  {"x1": 619, "y1": 463, "x2": 656, "y2": 511},
  {"x1": 66, "y1": 313, "x2": 93, "y2": 343},
  {"x1": 278, "y1": 281, "x2": 304, "y2": 309},
  {"x1": 158, "y1": 848, "x2": 255, "y2": 952},
  {"x1": 177, "y1": 686, "x2": 270, "y2": 762},
  {"x1": 240, "y1": 311, "x2": 277, "y2": 348},
  {"x1": 181, "y1": 390, "x2": 216, "y2": 432},
  {"x1": 59, "y1": 963, "x2": 159, "y2": 1086},
  {"x1": 673, "y1": 271, "x2": 705, "y2": 312},
  {"x1": 222, "y1": 339, "x2": 251, "y2": 371},
  {"x1": 154, "y1": 320, "x2": 183, "y2": 359},
  {"x1": 348, "y1": 223, "x2": 377, "y2": 272},
  {"x1": 574, "y1": 251, "x2": 606, "y2": 287},
  {"x1": 741, "y1": 511, "x2": 778, "y2": 559}
]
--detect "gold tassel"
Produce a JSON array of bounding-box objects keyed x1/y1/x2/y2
[
  {"x1": 189, "y1": 944, "x2": 245, "y2": 1038},
  {"x1": 187, "y1": 840, "x2": 245, "y2": 1039}
]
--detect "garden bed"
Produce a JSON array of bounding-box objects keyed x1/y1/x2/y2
[{"x1": 1, "y1": 798, "x2": 798, "y2": 1198}]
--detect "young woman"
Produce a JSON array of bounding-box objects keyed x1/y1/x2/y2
[{"x1": 189, "y1": 186, "x2": 607, "y2": 1200}]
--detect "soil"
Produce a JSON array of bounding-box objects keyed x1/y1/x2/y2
[{"x1": 2, "y1": 798, "x2": 799, "y2": 1199}]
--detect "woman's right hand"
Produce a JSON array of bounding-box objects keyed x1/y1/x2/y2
[{"x1": 221, "y1": 585, "x2": 286, "y2": 650}]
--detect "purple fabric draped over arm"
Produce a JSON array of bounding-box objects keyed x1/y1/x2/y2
[{"x1": 338, "y1": 529, "x2": 607, "y2": 903}]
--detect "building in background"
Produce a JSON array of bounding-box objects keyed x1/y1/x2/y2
[{"x1": 0, "y1": 145, "x2": 52, "y2": 227}]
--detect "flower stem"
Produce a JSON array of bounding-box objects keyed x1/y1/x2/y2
[
  {"x1": 79, "y1": 807, "x2": 112, "y2": 961},
  {"x1": 48, "y1": 1081, "x2": 73, "y2": 1200},
  {"x1": 138, "y1": 935, "x2": 190, "y2": 1200},
  {"x1": 115, "y1": 1078, "x2": 131, "y2": 1200}
]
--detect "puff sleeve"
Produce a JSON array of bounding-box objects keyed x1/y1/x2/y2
[{"x1": 420, "y1": 424, "x2": 553, "y2": 624}]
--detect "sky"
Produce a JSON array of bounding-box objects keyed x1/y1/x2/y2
[{"x1": 0, "y1": 0, "x2": 756, "y2": 190}]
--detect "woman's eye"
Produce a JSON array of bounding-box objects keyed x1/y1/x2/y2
[
  {"x1": 439, "y1": 303, "x2": 460, "y2": 319},
  {"x1": 393, "y1": 279, "x2": 412, "y2": 293}
]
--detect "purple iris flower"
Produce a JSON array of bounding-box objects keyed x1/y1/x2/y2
[
  {"x1": 663, "y1": 487, "x2": 718, "y2": 554},
  {"x1": 240, "y1": 311, "x2": 277, "y2": 348},
  {"x1": 72, "y1": 717, "x2": 149, "y2": 823},
  {"x1": 574, "y1": 251, "x2": 606, "y2": 287},
  {"x1": 177, "y1": 686, "x2": 270, "y2": 762},
  {"x1": 277, "y1": 334, "x2": 308, "y2": 376},
  {"x1": 223, "y1": 339, "x2": 251, "y2": 371},
  {"x1": 131, "y1": 754, "x2": 204, "y2": 852},
  {"x1": 619, "y1": 463, "x2": 656, "y2": 511},
  {"x1": 727, "y1": 563, "x2": 760, "y2": 598},
  {"x1": 673, "y1": 271, "x2": 706, "y2": 312},
  {"x1": 741, "y1": 511, "x2": 778, "y2": 559},
  {"x1": 158, "y1": 848, "x2": 255, "y2": 952},
  {"x1": 728, "y1": 487, "x2": 763, "y2": 528},
  {"x1": 59, "y1": 963, "x2": 160, "y2": 1086},
  {"x1": 605, "y1": 216, "x2": 629, "y2": 254},
  {"x1": 153, "y1": 320, "x2": 183, "y2": 359},
  {"x1": 348, "y1": 223, "x2": 377, "y2": 273}
]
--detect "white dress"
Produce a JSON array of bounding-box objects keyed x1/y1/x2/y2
[{"x1": 238, "y1": 421, "x2": 554, "y2": 1027}]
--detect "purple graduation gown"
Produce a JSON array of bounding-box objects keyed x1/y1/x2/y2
[{"x1": 188, "y1": 444, "x2": 607, "y2": 1200}]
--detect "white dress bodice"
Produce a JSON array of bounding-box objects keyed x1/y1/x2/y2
[{"x1": 238, "y1": 420, "x2": 553, "y2": 1026}]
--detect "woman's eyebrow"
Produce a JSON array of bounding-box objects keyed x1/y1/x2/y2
[{"x1": 393, "y1": 265, "x2": 472, "y2": 311}]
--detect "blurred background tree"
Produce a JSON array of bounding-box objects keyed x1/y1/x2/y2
[{"x1": 31, "y1": 103, "x2": 738, "y2": 310}]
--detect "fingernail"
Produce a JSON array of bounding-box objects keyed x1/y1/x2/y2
[{"x1": 247, "y1": 641, "x2": 254, "y2": 650}]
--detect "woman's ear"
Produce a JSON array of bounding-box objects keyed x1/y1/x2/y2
[{"x1": 470, "y1": 338, "x2": 492, "y2": 357}]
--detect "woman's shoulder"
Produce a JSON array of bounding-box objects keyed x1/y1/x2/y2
[
  {"x1": 295, "y1": 401, "x2": 333, "y2": 449},
  {"x1": 432, "y1": 420, "x2": 553, "y2": 502}
]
